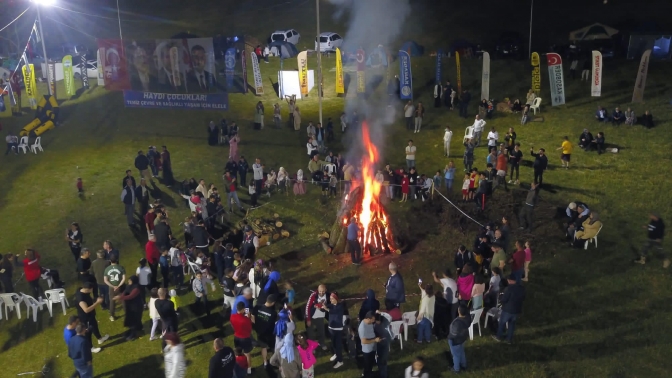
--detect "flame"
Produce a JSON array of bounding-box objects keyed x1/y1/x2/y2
[{"x1": 359, "y1": 122, "x2": 381, "y2": 245}]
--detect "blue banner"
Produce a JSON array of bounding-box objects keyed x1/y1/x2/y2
[
  {"x1": 398, "y1": 50, "x2": 413, "y2": 100},
  {"x1": 435, "y1": 49, "x2": 442, "y2": 84},
  {"x1": 225, "y1": 48, "x2": 236, "y2": 89},
  {"x1": 123, "y1": 90, "x2": 228, "y2": 110}
]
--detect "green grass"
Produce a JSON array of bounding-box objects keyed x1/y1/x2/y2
[{"x1": 1, "y1": 1, "x2": 672, "y2": 377}]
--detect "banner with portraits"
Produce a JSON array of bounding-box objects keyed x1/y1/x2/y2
[{"x1": 97, "y1": 36, "x2": 245, "y2": 110}]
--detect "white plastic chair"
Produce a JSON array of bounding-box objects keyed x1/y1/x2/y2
[
  {"x1": 0, "y1": 297, "x2": 3, "y2": 320},
  {"x1": 31, "y1": 136, "x2": 44, "y2": 154},
  {"x1": 187, "y1": 261, "x2": 202, "y2": 276},
  {"x1": 0, "y1": 293, "x2": 22, "y2": 319},
  {"x1": 390, "y1": 320, "x2": 404, "y2": 350},
  {"x1": 468, "y1": 308, "x2": 484, "y2": 340},
  {"x1": 530, "y1": 97, "x2": 542, "y2": 115},
  {"x1": 17, "y1": 136, "x2": 29, "y2": 154},
  {"x1": 23, "y1": 294, "x2": 45, "y2": 322},
  {"x1": 463, "y1": 126, "x2": 475, "y2": 143},
  {"x1": 401, "y1": 311, "x2": 417, "y2": 341},
  {"x1": 44, "y1": 288, "x2": 69, "y2": 316},
  {"x1": 584, "y1": 224, "x2": 603, "y2": 250},
  {"x1": 484, "y1": 307, "x2": 500, "y2": 328}
]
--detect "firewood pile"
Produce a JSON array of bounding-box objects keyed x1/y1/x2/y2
[{"x1": 229, "y1": 213, "x2": 290, "y2": 246}]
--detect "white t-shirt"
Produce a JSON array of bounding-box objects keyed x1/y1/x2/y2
[
  {"x1": 169, "y1": 247, "x2": 182, "y2": 267},
  {"x1": 324, "y1": 163, "x2": 336, "y2": 175},
  {"x1": 489, "y1": 275, "x2": 501, "y2": 294},
  {"x1": 472, "y1": 119, "x2": 486, "y2": 132},
  {"x1": 306, "y1": 143, "x2": 316, "y2": 155},
  {"x1": 404, "y1": 104, "x2": 415, "y2": 117},
  {"x1": 462, "y1": 179, "x2": 470, "y2": 190},
  {"x1": 440, "y1": 278, "x2": 458, "y2": 304},
  {"x1": 443, "y1": 130, "x2": 453, "y2": 143},
  {"x1": 149, "y1": 297, "x2": 160, "y2": 319},
  {"x1": 405, "y1": 145, "x2": 416, "y2": 160},
  {"x1": 487, "y1": 131, "x2": 499, "y2": 146},
  {"x1": 136, "y1": 266, "x2": 152, "y2": 286}
]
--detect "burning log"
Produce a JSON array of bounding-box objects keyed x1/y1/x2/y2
[{"x1": 319, "y1": 238, "x2": 333, "y2": 254}]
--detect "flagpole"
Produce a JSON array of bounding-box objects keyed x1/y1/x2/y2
[
  {"x1": 316, "y1": 0, "x2": 323, "y2": 126},
  {"x1": 528, "y1": 0, "x2": 533, "y2": 59},
  {"x1": 35, "y1": 5, "x2": 52, "y2": 95},
  {"x1": 116, "y1": 0, "x2": 123, "y2": 41}
]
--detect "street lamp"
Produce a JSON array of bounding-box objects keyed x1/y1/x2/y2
[
  {"x1": 31, "y1": 0, "x2": 55, "y2": 95},
  {"x1": 528, "y1": 0, "x2": 533, "y2": 59}
]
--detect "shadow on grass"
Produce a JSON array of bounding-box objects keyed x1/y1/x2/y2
[
  {"x1": 96, "y1": 354, "x2": 163, "y2": 378},
  {"x1": 1, "y1": 308, "x2": 55, "y2": 352}
]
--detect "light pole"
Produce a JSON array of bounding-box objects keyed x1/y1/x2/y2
[
  {"x1": 528, "y1": 0, "x2": 534, "y2": 59},
  {"x1": 32, "y1": 0, "x2": 55, "y2": 95},
  {"x1": 315, "y1": 0, "x2": 323, "y2": 126}
]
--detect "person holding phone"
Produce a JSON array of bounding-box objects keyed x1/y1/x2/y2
[
  {"x1": 359, "y1": 311, "x2": 382, "y2": 377},
  {"x1": 323, "y1": 292, "x2": 346, "y2": 369},
  {"x1": 230, "y1": 302, "x2": 254, "y2": 375},
  {"x1": 76, "y1": 282, "x2": 109, "y2": 353},
  {"x1": 66, "y1": 223, "x2": 83, "y2": 263},
  {"x1": 416, "y1": 283, "x2": 436, "y2": 344}
]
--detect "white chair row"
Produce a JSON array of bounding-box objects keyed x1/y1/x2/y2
[
  {"x1": 401, "y1": 308, "x2": 484, "y2": 342},
  {"x1": 16, "y1": 136, "x2": 44, "y2": 154},
  {"x1": 0, "y1": 288, "x2": 68, "y2": 321}
]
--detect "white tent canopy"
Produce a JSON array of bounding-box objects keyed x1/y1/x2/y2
[{"x1": 569, "y1": 23, "x2": 619, "y2": 41}]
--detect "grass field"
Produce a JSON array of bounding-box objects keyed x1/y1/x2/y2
[{"x1": 1, "y1": 1, "x2": 672, "y2": 377}]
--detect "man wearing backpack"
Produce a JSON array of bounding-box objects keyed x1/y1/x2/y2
[
  {"x1": 448, "y1": 305, "x2": 470, "y2": 373},
  {"x1": 168, "y1": 240, "x2": 184, "y2": 289}
]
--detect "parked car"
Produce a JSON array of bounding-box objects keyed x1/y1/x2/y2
[
  {"x1": 269, "y1": 30, "x2": 300, "y2": 45},
  {"x1": 495, "y1": 32, "x2": 524, "y2": 59},
  {"x1": 315, "y1": 32, "x2": 343, "y2": 52},
  {"x1": 73, "y1": 60, "x2": 98, "y2": 79}
]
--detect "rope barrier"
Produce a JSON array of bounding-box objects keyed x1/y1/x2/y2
[{"x1": 432, "y1": 186, "x2": 485, "y2": 228}]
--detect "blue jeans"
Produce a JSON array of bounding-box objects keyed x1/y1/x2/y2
[
  {"x1": 497, "y1": 311, "x2": 518, "y2": 342},
  {"x1": 150, "y1": 164, "x2": 159, "y2": 177},
  {"x1": 406, "y1": 159, "x2": 415, "y2": 169},
  {"x1": 227, "y1": 191, "x2": 242, "y2": 211},
  {"x1": 75, "y1": 364, "x2": 93, "y2": 378},
  {"x1": 97, "y1": 284, "x2": 109, "y2": 309},
  {"x1": 448, "y1": 339, "x2": 467, "y2": 371},
  {"x1": 511, "y1": 269, "x2": 524, "y2": 284},
  {"x1": 445, "y1": 178, "x2": 453, "y2": 191},
  {"x1": 417, "y1": 318, "x2": 432, "y2": 342},
  {"x1": 386, "y1": 185, "x2": 394, "y2": 199}
]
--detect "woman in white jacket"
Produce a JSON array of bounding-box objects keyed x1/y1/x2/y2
[{"x1": 163, "y1": 333, "x2": 186, "y2": 378}]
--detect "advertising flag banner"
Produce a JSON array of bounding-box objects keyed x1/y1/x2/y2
[
  {"x1": 48, "y1": 62, "x2": 57, "y2": 98},
  {"x1": 80, "y1": 54, "x2": 90, "y2": 89},
  {"x1": 250, "y1": 52, "x2": 264, "y2": 95},
  {"x1": 22, "y1": 63, "x2": 38, "y2": 109},
  {"x1": 96, "y1": 49, "x2": 105, "y2": 86},
  {"x1": 356, "y1": 48, "x2": 365, "y2": 93},
  {"x1": 632, "y1": 49, "x2": 651, "y2": 103},
  {"x1": 335, "y1": 47, "x2": 344, "y2": 94},
  {"x1": 456, "y1": 52, "x2": 462, "y2": 94},
  {"x1": 435, "y1": 49, "x2": 442, "y2": 84},
  {"x1": 241, "y1": 52, "x2": 248, "y2": 94},
  {"x1": 481, "y1": 52, "x2": 490, "y2": 101},
  {"x1": 531, "y1": 52, "x2": 540, "y2": 95},
  {"x1": 225, "y1": 47, "x2": 236, "y2": 89},
  {"x1": 63, "y1": 55, "x2": 75, "y2": 96},
  {"x1": 96, "y1": 39, "x2": 129, "y2": 90},
  {"x1": 298, "y1": 50, "x2": 308, "y2": 96},
  {"x1": 591, "y1": 51, "x2": 602, "y2": 97},
  {"x1": 546, "y1": 53, "x2": 565, "y2": 106},
  {"x1": 398, "y1": 50, "x2": 413, "y2": 100}
]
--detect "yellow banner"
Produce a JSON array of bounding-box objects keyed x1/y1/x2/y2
[
  {"x1": 357, "y1": 72, "x2": 365, "y2": 93},
  {"x1": 335, "y1": 48, "x2": 344, "y2": 94},
  {"x1": 298, "y1": 51, "x2": 308, "y2": 96},
  {"x1": 531, "y1": 52, "x2": 541, "y2": 95},
  {"x1": 456, "y1": 52, "x2": 462, "y2": 94},
  {"x1": 22, "y1": 64, "x2": 38, "y2": 110}
]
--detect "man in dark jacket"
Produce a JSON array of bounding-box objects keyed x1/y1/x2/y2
[
  {"x1": 492, "y1": 275, "x2": 526, "y2": 343},
  {"x1": 578, "y1": 129, "x2": 594, "y2": 150},
  {"x1": 530, "y1": 148, "x2": 548, "y2": 186},
  {"x1": 208, "y1": 338, "x2": 235, "y2": 378},
  {"x1": 134, "y1": 150, "x2": 152, "y2": 183},
  {"x1": 153, "y1": 218, "x2": 172, "y2": 251},
  {"x1": 459, "y1": 89, "x2": 471, "y2": 118},
  {"x1": 225, "y1": 157, "x2": 238, "y2": 181},
  {"x1": 121, "y1": 179, "x2": 136, "y2": 227},
  {"x1": 635, "y1": 213, "x2": 666, "y2": 267},
  {"x1": 68, "y1": 324, "x2": 93, "y2": 378},
  {"x1": 191, "y1": 220, "x2": 210, "y2": 255},
  {"x1": 448, "y1": 305, "x2": 470, "y2": 372},
  {"x1": 134, "y1": 178, "x2": 151, "y2": 221},
  {"x1": 238, "y1": 156, "x2": 249, "y2": 188},
  {"x1": 454, "y1": 245, "x2": 474, "y2": 274},
  {"x1": 518, "y1": 182, "x2": 538, "y2": 231},
  {"x1": 384, "y1": 262, "x2": 405, "y2": 310},
  {"x1": 122, "y1": 170, "x2": 136, "y2": 189}
]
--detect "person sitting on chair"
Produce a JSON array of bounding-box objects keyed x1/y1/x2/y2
[
  {"x1": 595, "y1": 106, "x2": 609, "y2": 122},
  {"x1": 641, "y1": 110, "x2": 654, "y2": 128},
  {"x1": 611, "y1": 107, "x2": 624, "y2": 125},
  {"x1": 566, "y1": 203, "x2": 590, "y2": 239},
  {"x1": 624, "y1": 107, "x2": 637, "y2": 126},
  {"x1": 578, "y1": 129, "x2": 594, "y2": 150},
  {"x1": 572, "y1": 212, "x2": 602, "y2": 248}
]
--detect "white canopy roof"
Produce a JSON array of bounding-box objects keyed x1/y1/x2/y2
[{"x1": 569, "y1": 23, "x2": 619, "y2": 41}]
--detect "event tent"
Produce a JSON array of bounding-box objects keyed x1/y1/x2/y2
[
  {"x1": 569, "y1": 23, "x2": 619, "y2": 41},
  {"x1": 269, "y1": 41, "x2": 299, "y2": 58},
  {"x1": 400, "y1": 41, "x2": 424, "y2": 57}
]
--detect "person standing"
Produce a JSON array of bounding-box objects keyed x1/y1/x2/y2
[
  {"x1": 254, "y1": 101, "x2": 265, "y2": 130},
  {"x1": 569, "y1": 58, "x2": 578, "y2": 79},
  {"x1": 208, "y1": 338, "x2": 236, "y2": 378},
  {"x1": 518, "y1": 183, "x2": 538, "y2": 231},
  {"x1": 557, "y1": 136, "x2": 573, "y2": 169},
  {"x1": 405, "y1": 140, "x2": 416, "y2": 169},
  {"x1": 492, "y1": 275, "x2": 526, "y2": 344},
  {"x1": 253, "y1": 158, "x2": 264, "y2": 196},
  {"x1": 240, "y1": 226, "x2": 259, "y2": 261},
  {"x1": 384, "y1": 262, "x2": 406, "y2": 310},
  {"x1": 230, "y1": 302, "x2": 254, "y2": 375},
  {"x1": 443, "y1": 80, "x2": 453, "y2": 108},
  {"x1": 347, "y1": 217, "x2": 362, "y2": 265},
  {"x1": 134, "y1": 150, "x2": 152, "y2": 183},
  {"x1": 323, "y1": 293, "x2": 345, "y2": 369},
  {"x1": 66, "y1": 222, "x2": 83, "y2": 263},
  {"x1": 103, "y1": 255, "x2": 126, "y2": 322},
  {"x1": 63, "y1": 315, "x2": 81, "y2": 378},
  {"x1": 68, "y1": 324, "x2": 94, "y2": 378},
  {"x1": 192, "y1": 271, "x2": 211, "y2": 316},
  {"x1": 509, "y1": 241, "x2": 526, "y2": 284},
  {"x1": 471, "y1": 115, "x2": 485, "y2": 147},
  {"x1": 507, "y1": 143, "x2": 523, "y2": 185},
  {"x1": 374, "y1": 312, "x2": 392, "y2": 378},
  {"x1": 414, "y1": 102, "x2": 425, "y2": 133},
  {"x1": 443, "y1": 126, "x2": 453, "y2": 157},
  {"x1": 91, "y1": 251, "x2": 110, "y2": 311},
  {"x1": 156, "y1": 288, "x2": 179, "y2": 334},
  {"x1": 273, "y1": 103, "x2": 282, "y2": 129},
  {"x1": 238, "y1": 156, "x2": 249, "y2": 189},
  {"x1": 433, "y1": 81, "x2": 442, "y2": 108},
  {"x1": 581, "y1": 59, "x2": 590, "y2": 81},
  {"x1": 135, "y1": 179, "x2": 151, "y2": 225},
  {"x1": 161, "y1": 146, "x2": 173, "y2": 187},
  {"x1": 77, "y1": 249, "x2": 98, "y2": 298},
  {"x1": 305, "y1": 284, "x2": 330, "y2": 350},
  {"x1": 433, "y1": 269, "x2": 458, "y2": 321},
  {"x1": 530, "y1": 147, "x2": 548, "y2": 186},
  {"x1": 448, "y1": 305, "x2": 471, "y2": 373},
  {"x1": 634, "y1": 213, "x2": 666, "y2": 267},
  {"x1": 145, "y1": 236, "x2": 160, "y2": 289},
  {"x1": 358, "y1": 311, "x2": 380, "y2": 377},
  {"x1": 415, "y1": 283, "x2": 435, "y2": 343},
  {"x1": 76, "y1": 282, "x2": 109, "y2": 352},
  {"x1": 459, "y1": 89, "x2": 471, "y2": 118},
  {"x1": 113, "y1": 276, "x2": 144, "y2": 341},
  {"x1": 229, "y1": 135, "x2": 240, "y2": 162},
  {"x1": 251, "y1": 294, "x2": 277, "y2": 368},
  {"x1": 121, "y1": 179, "x2": 136, "y2": 227},
  {"x1": 404, "y1": 100, "x2": 415, "y2": 131},
  {"x1": 463, "y1": 139, "x2": 475, "y2": 173},
  {"x1": 163, "y1": 333, "x2": 186, "y2": 378},
  {"x1": 223, "y1": 171, "x2": 245, "y2": 213},
  {"x1": 293, "y1": 106, "x2": 302, "y2": 131}
]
